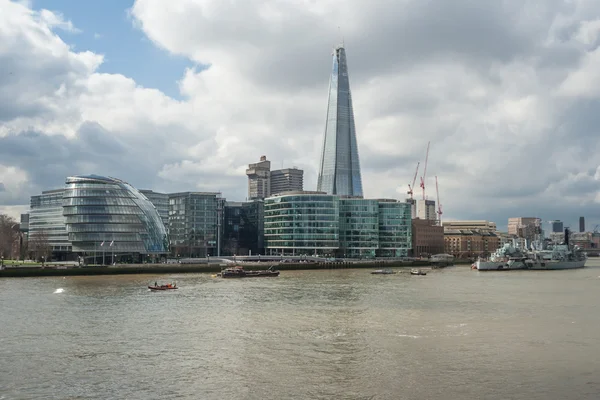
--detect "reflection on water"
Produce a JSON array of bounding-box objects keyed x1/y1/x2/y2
[{"x1": 1, "y1": 263, "x2": 600, "y2": 399}]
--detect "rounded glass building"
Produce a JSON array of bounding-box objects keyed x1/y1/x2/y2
[{"x1": 63, "y1": 175, "x2": 168, "y2": 261}]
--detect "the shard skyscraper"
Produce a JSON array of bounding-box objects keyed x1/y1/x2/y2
[{"x1": 317, "y1": 44, "x2": 364, "y2": 197}]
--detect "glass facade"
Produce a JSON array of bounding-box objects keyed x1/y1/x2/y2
[
  {"x1": 264, "y1": 192, "x2": 339, "y2": 256},
  {"x1": 264, "y1": 194, "x2": 412, "y2": 258},
  {"x1": 317, "y1": 45, "x2": 363, "y2": 197},
  {"x1": 140, "y1": 190, "x2": 169, "y2": 230},
  {"x1": 339, "y1": 198, "x2": 379, "y2": 258},
  {"x1": 168, "y1": 192, "x2": 222, "y2": 257},
  {"x1": 63, "y1": 175, "x2": 168, "y2": 256},
  {"x1": 377, "y1": 200, "x2": 412, "y2": 257},
  {"x1": 29, "y1": 189, "x2": 71, "y2": 256}
]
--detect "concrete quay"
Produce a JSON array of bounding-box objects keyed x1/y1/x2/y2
[{"x1": 0, "y1": 259, "x2": 470, "y2": 278}]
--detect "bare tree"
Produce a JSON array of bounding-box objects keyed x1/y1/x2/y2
[
  {"x1": 0, "y1": 214, "x2": 19, "y2": 259},
  {"x1": 29, "y1": 230, "x2": 52, "y2": 263}
]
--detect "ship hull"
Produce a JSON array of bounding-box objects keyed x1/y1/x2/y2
[
  {"x1": 476, "y1": 259, "x2": 586, "y2": 271},
  {"x1": 528, "y1": 260, "x2": 586, "y2": 270},
  {"x1": 475, "y1": 260, "x2": 524, "y2": 271}
]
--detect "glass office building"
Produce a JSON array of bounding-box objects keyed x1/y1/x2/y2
[
  {"x1": 140, "y1": 190, "x2": 169, "y2": 230},
  {"x1": 339, "y1": 198, "x2": 379, "y2": 258},
  {"x1": 264, "y1": 193, "x2": 412, "y2": 257},
  {"x1": 63, "y1": 175, "x2": 168, "y2": 260},
  {"x1": 377, "y1": 200, "x2": 412, "y2": 257},
  {"x1": 317, "y1": 44, "x2": 363, "y2": 197},
  {"x1": 264, "y1": 192, "x2": 339, "y2": 256},
  {"x1": 168, "y1": 192, "x2": 223, "y2": 257},
  {"x1": 29, "y1": 189, "x2": 71, "y2": 259}
]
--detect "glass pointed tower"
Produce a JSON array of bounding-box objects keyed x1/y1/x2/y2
[{"x1": 317, "y1": 44, "x2": 364, "y2": 197}]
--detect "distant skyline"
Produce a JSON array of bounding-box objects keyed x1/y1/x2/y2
[{"x1": 1, "y1": 0, "x2": 600, "y2": 232}]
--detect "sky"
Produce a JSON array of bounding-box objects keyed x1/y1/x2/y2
[{"x1": 1, "y1": 0, "x2": 600, "y2": 232}]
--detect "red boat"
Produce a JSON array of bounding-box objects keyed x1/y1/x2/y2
[{"x1": 148, "y1": 282, "x2": 178, "y2": 290}]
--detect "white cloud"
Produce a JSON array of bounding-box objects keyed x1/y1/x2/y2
[
  {"x1": 38, "y1": 9, "x2": 81, "y2": 33},
  {"x1": 1, "y1": 0, "x2": 600, "y2": 231}
]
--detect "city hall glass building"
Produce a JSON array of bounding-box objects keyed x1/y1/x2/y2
[
  {"x1": 63, "y1": 175, "x2": 168, "y2": 260},
  {"x1": 264, "y1": 192, "x2": 411, "y2": 257},
  {"x1": 317, "y1": 44, "x2": 364, "y2": 197}
]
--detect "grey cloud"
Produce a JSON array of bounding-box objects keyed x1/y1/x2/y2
[
  {"x1": 0, "y1": 183, "x2": 5, "y2": 192},
  {"x1": 0, "y1": 123, "x2": 183, "y2": 203}
]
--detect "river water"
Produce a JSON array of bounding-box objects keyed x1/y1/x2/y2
[{"x1": 1, "y1": 260, "x2": 599, "y2": 399}]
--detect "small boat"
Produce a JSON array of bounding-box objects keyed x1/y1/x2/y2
[
  {"x1": 148, "y1": 282, "x2": 178, "y2": 290},
  {"x1": 410, "y1": 269, "x2": 427, "y2": 276},
  {"x1": 221, "y1": 265, "x2": 280, "y2": 278},
  {"x1": 371, "y1": 268, "x2": 396, "y2": 274}
]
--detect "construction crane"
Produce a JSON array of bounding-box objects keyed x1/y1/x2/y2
[
  {"x1": 419, "y1": 141, "x2": 430, "y2": 200},
  {"x1": 407, "y1": 162, "x2": 420, "y2": 199},
  {"x1": 435, "y1": 175, "x2": 443, "y2": 224}
]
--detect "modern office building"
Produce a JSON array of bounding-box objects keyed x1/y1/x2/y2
[
  {"x1": 246, "y1": 156, "x2": 271, "y2": 200},
  {"x1": 317, "y1": 43, "x2": 363, "y2": 197},
  {"x1": 406, "y1": 198, "x2": 417, "y2": 219},
  {"x1": 241, "y1": 200, "x2": 264, "y2": 255},
  {"x1": 222, "y1": 200, "x2": 265, "y2": 256},
  {"x1": 264, "y1": 192, "x2": 340, "y2": 256},
  {"x1": 417, "y1": 199, "x2": 436, "y2": 221},
  {"x1": 270, "y1": 167, "x2": 304, "y2": 195},
  {"x1": 63, "y1": 175, "x2": 168, "y2": 263},
  {"x1": 579, "y1": 216, "x2": 585, "y2": 232},
  {"x1": 377, "y1": 200, "x2": 412, "y2": 257},
  {"x1": 339, "y1": 197, "x2": 379, "y2": 258},
  {"x1": 168, "y1": 192, "x2": 223, "y2": 257},
  {"x1": 29, "y1": 189, "x2": 71, "y2": 260},
  {"x1": 140, "y1": 190, "x2": 169, "y2": 229},
  {"x1": 264, "y1": 192, "x2": 412, "y2": 257},
  {"x1": 549, "y1": 220, "x2": 563, "y2": 233}
]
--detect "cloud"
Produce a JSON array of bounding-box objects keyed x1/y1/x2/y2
[
  {"x1": 1, "y1": 0, "x2": 600, "y2": 232},
  {"x1": 38, "y1": 9, "x2": 81, "y2": 33}
]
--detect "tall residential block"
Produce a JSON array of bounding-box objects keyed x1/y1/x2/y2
[
  {"x1": 417, "y1": 199, "x2": 436, "y2": 221},
  {"x1": 317, "y1": 43, "x2": 363, "y2": 197},
  {"x1": 579, "y1": 216, "x2": 585, "y2": 232},
  {"x1": 270, "y1": 167, "x2": 303, "y2": 195},
  {"x1": 246, "y1": 156, "x2": 271, "y2": 200}
]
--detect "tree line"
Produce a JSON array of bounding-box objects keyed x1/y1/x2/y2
[{"x1": 0, "y1": 213, "x2": 51, "y2": 262}]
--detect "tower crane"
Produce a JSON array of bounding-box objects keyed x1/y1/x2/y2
[
  {"x1": 435, "y1": 175, "x2": 443, "y2": 224},
  {"x1": 407, "y1": 162, "x2": 420, "y2": 200},
  {"x1": 419, "y1": 141, "x2": 430, "y2": 200}
]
